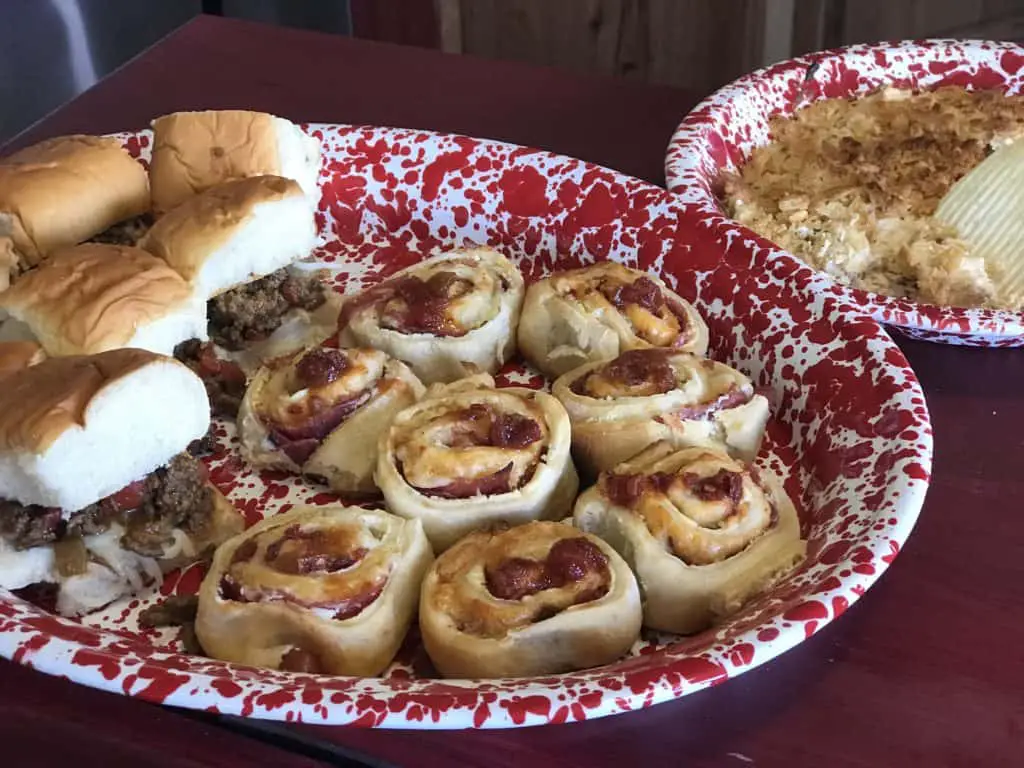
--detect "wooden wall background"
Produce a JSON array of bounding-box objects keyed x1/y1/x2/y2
[{"x1": 426, "y1": 0, "x2": 1024, "y2": 98}]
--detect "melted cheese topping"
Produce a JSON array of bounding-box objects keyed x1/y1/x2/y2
[
  {"x1": 554, "y1": 263, "x2": 684, "y2": 347},
  {"x1": 612, "y1": 450, "x2": 773, "y2": 565},
  {"x1": 255, "y1": 348, "x2": 386, "y2": 429},
  {"x1": 623, "y1": 302, "x2": 680, "y2": 346},
  {"x1": 392, "y1": 395, "x2": 547, "y2": 492},
  {"x1": 581, "y1": 352, "x2": 748, "y2": 406},
  {"x1": 228, "y1": 518, "x2": 388, "y2": 608},
  {"x1": 430, "y1": 523, "x2": 610, "y2": 638},
  {"x1": 378, "y1": 259, "x2": 503, "y2": 335}
]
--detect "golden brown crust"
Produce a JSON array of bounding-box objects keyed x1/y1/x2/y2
[
  {"x1": 419, "y1": 521, "x2": 642, "y2": 678},
  {"x1": 721, "y1": 87, "x2": 1024, "y2": 307},
  {"x1": 0, "y1": 341, "x2": 45, "y2": 378},
  {"x1": 0, "y1": 236, "x2": 17, "y2": 293},
  {"x1": 0, "y1": 135, "x2": 149, "y2": 266},
  {"x1": 0, "y1": 244, "x2": 194, "y2": 355},
  {"x1": 149, "y1": 111, "x2": 282, "y2": 215},
  {"x1": 140, "y1": 176, "x2": 304, "y2": 282},
  {"x1": 551, "y1": 350, "x2": 769, "y2": 475},
  {"x1": 376, "y1": 376, "x2": 580, "y2": 552},
  {"x1": 517, "y1": 262, "x2": 710, "y2": 379},
  {"x1": 195, "y1": 506, "x2": 434, "y2": 676},
  {"x1": 0, "y1": 348, "x2": 163, "y2": 455},
  {"x1": 238, "y1": 346, "x2": 425, "y2": 495},
  {"x1": 337, "y1": 248, "x2": 525, "y2": 385},
  {"x1": 573, "y1": 442, "x2": 806, "y2": 633}
]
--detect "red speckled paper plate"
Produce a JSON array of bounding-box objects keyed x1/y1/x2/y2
[
  {"x1": 666, "y1": 39, "x2": 1024, "y2": 347},
  {"x1": 0, "y1": 124, "x2": 931, "y2": 728}
]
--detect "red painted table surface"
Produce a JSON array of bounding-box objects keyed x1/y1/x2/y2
[{"x1": 3, "y1": 14, "x2": 1023, "y2": 768}]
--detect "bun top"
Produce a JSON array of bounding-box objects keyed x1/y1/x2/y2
[
  {"x1": 140, "y1": 175, "x2": 305, "y2": 282},
  {"x1": 0, "y1": 243, "x2": 195, "y2": 355},
  {"x1": 0, "y1": 348, "x2": 210, "y2": 511},
  {"x1": 0, "y1": 348, "x2": 161, "y2": 455},
  {"x1": 0, "y1": 340, "x2": 45, "y2": 378},
  {"x1": 0, "y1": 135, "x2": 150, "y2": 267},
  {"x1": 149, "y1": 110, "x2": 284, "y2": 215}
]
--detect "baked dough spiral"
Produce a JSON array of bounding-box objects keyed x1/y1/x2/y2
[
  {"x1": 552, "y1": 348, "x2": 769, "y2": 476},
  {"x1": 376, "y1": 374, "x2": 579, "y2": 553},
  {"x1": 419, "y1": 521, "x2": 642, "y2": 678},
  {"x1": 237, "y1": 346, "x2": 424, "y2": 495},
  {"x1": 573, "y1": 442, "x2": 805, "y2": 634},
  {"x1": 195, "y1": 505, "x2": 433, "y2": 675},
  {"x1": 517, "y1": 261, "x2": 709, "y2": 379},
  {"x1": 337, "y1": 247, "x2": 524, "y2": 384}
]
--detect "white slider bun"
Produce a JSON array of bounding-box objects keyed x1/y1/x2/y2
[
  {"x1": 0, "y1": 348, "x2": 210, "y2": 512},
  {"x1": 0, "y1": 243, "x2": 207, "y2": 356},
  {"x1": 139, "y1": 175, "x2": 317, "y2": 301},
  {"x1": 0, "y1": 135, "x2": 150, "y2": 268},
  {"x1": 149, "y1": 110, "x2": 321, "y2": 215}
]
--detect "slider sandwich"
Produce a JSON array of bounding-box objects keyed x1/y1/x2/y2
[
  {"x1": 0, "y1": 349, "x2": 243, "y2": 616},
  {"x1": 0, "y1": 243, "x2": 207, "y2": 357},
  {"x1": 139, "y1": 175, "x2": 334, "y2": 416},
  {"x1": 149, "y1": 110, "x2": 321, "y2": 215},
  {"x1": 0, "y1": 135, "x2": 149, "y2": 269}
]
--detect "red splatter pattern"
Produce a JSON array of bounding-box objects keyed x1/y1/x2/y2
[{"x1": 0, "y1": 121, "x2": 930, "y2": 728}]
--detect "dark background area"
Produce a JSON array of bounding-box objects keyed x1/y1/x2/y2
[{"x1": 3, "y1": 0, "x2": 1024, "y2": 144}]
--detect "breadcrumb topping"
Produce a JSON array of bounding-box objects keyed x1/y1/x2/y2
[{"x1": 720, "y1": 87, "x2": 1024, "y2": 309}]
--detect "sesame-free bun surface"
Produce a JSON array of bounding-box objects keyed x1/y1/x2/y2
[
  {"x1": 0, "y1": 348, "x2": 210, "y2": 512},
  {"x1": 149, "y1": 110, "x2": 321, "y2": 215},
  {"x1": 0, "y1": 135, "x2": 149, "y2": 267},
  {"x1": 0, "y1": 243, "x2": 207, "y2": 356},
  {"x1": 140, "y1": 175, "x2": 316, "y2": 299}
]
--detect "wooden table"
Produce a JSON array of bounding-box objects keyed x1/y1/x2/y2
[{"x1": 3, "y1": 14, "x2": 1023, "y2": 768}]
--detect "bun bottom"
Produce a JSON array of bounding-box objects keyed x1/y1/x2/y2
[{"x1": 4, "y1": 484, "x2": 244, "y2": 617}]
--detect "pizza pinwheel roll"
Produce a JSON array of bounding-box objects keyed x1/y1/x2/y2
[
  {"x1": 573, "y1": 442, "x2": 805, "y2": 634},
  {"x1": 517, "y1": 261, "x2": 709, "y2": 379},
  {"x1": 419, "y1": 521, "x2": 641, "y2": 678},
  {"x1": 195, "y1": 505, "x2": 433, "y2": 676},
  {"x1": 337, "y1": 247, "x2": 524, "y2": 384},
  {"x1": 376, "y1": 374, "x2": 579, "y2": 552},
  {"x1": 238, "y1": 346, "x2": 424, "y2": 495},
  {"x1": 552, "y1": 348, "x2": 769, "y2": 476}
]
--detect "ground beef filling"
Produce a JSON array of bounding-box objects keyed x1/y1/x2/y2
[
  {"x1": 0, "y1": 454, "x2": 213, "y2": 558},
  {"x1": 173, "y1": 339, "x2": 246, "y2": 418},
  {"x1": 87, "y1": 214, "x2": 154, "y2": 246},
  {"x1": 208, "y1": 268, "x2": 326, "y2": 350}
]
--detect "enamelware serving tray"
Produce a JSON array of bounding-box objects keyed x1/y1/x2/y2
[
  {"x1": 0, "y1": 124, "x2": 931, "y2": 727},
  {"x1": 666, "y1": 39, "x2": 1024, "y2": 346}
]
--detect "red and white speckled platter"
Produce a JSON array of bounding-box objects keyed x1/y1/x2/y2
[
  {"x1": 0, "y1": 124, "x2": 931, "y2": 727},
  {"x1": 665, "y1": 39, "x2": 1024, "y2": 347}
]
